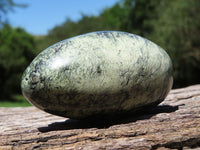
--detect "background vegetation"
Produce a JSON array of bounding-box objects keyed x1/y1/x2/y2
[{"x1": 1, "y1": 0, "x2": 200, "y2": 106}]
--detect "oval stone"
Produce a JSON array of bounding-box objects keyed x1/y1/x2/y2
[{"x1": 21, "y1": 31, "x2": 173, "y2": 119}]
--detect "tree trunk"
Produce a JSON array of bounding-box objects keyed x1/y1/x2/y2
[{"x1": 0, "y1": 85, "x2": 200, "y2": 150}]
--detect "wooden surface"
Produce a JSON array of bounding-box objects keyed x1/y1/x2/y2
[{"x1": 0, "y1": 85, "x2": 200, "y2": 150}]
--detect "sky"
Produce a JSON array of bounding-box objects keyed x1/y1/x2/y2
[{"x1": 7, "y1": 0, "x2": 120, "y2": 35}]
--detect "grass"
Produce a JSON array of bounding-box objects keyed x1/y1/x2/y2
[{"x1": 0, "y1": 95, "x2": 32, "y2": 107}]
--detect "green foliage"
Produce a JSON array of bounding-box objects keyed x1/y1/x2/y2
[
  {"x1": 0, "y1": 95, "x2": 32, "y2": 107},
  {"x1": 99, "y1": 3, "x2": 129, "y2": 30},
  {"x1": 0, "y1": 25, "x2": 36, "y2": 100},
  {"x1": 148, "y1": 0, "x2": 200, "y2": 87},
  {"x1": 121, "y1": 0, "x2": 160, "y2": 36}
]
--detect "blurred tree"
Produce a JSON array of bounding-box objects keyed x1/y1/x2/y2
[
  {"x1": 0, "y1": 0, "x2": 26, "y2": 25},
  {"x1": 0, "y1": 25, "x2": 36, "y2": 100},
  {"x1": 99, "y1": 2, "x2": 129, "y2": 30},
  {"x1": 121, "y1": 0, "x2": 160, "y2": 36},
  {"x1": 149, "y1": 0, "x2": 200, "y2": 87}
]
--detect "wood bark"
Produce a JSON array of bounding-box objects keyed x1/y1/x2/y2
[{"x1": 0, "y1": 85, "x2": 200, "y2": 150}]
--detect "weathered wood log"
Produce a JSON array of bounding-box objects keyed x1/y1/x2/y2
[{"x1": 0, "y1": 85, "x2": 200, "y2": 150}]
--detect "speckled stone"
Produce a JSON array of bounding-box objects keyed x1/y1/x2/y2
[{"x1": 21, "y1": 31, "x2": 173, "y2": 119}]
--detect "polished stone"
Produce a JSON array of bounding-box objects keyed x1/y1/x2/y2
[{"x1": 21, "y1": 31, "x2": 173, "y2": 119}]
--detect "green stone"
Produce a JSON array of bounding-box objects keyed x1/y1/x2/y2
[{"x1": 21, "y1": 31, "x2": 173, "y2": 119}]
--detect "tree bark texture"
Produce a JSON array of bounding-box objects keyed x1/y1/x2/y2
[{"x1": 0, "y1": 85, "x2": 200, "y2": 150}]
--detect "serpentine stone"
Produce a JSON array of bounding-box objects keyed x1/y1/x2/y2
[{"x1": 21, "y1": 31, "x2": 173, "y2": 119}]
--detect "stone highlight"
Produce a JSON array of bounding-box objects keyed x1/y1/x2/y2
[{"x1": 21, "y1": 31, "x2": 173, "y2": 119}]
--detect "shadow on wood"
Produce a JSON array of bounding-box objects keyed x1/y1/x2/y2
[{"x1": 38, "y1": 105, "x2": 179, "y2": 132}]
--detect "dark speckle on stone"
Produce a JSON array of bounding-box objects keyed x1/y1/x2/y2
[{"x1": 97, "y1": 66, "x2": 102, "y2": 74}]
